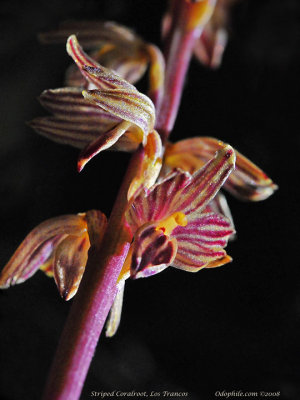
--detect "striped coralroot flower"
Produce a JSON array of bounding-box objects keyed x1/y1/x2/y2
[
  {"x1": 125, "y1": 145, "x2": 236, "y2": 278},
  {"x1": 105, "y1": 145, "x2": 235, "y2": 337},
  {"x1": 30, "y1": 35, "x2": 156, "y2": 172},
  {"x1": 164, "y1": 137, "x2": 278, "y2": 201},
  {"x1": 39, "y1": 20, "x2": 165, "y2": 102},
  {"x1": 0, "y1": 211, "x2": 107, "y2": 301}
]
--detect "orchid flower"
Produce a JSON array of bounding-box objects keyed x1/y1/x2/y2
[
  {"x1": 0, "y1": 210, "x2": 107, "y2": 301},
  {"x1": 105, "y1": 144, "x2": 236, "y2": 336},
  {"x1": 30, "y1": 35, "x2": 157, "y2": 172},
  {"x1": 39, "y1": 21, "x2": 165, "y2": 106}
]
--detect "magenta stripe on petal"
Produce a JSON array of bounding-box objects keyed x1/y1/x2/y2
[
  {"x1": 170, "y1": 146, "x2": 235, "y2": 216},
  {"x1": 126, "y1": 170, "x2": 192, "y2": 233}
]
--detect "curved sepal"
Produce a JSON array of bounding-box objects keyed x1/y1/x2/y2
[
  {"x1": 39, "y1": 87, "x2": 121, "y2": 124},
  {"x1": 77, "y1": 120, "x2": 133, "y2": 171},
  {"x1": 165, "y1": 137, "x2": 277, "y2": 201},
  {"x1": 0, "y1": 215, "x2": 87, "y2": 288},
  {"x1": 82, "y1": 67, "x2": 155, "y2": 136},
  {"x1": 53, "y1": 210, "x2": 107, "y2": 300},
  {"x1": 28, "y1": 116, "x2": 117, "y2": 150},
  {"x1": 169, "y1": 145, "x2": 235, "y2": 216},
  {"x1": 67, "y1": 35, "x2": 135, "y2": 90},
  {"x1": 54, "y1": 234, "x2": 90, "y2": 300},
  {"x1": 41, "y1": 21, "x2": 149, "y2": 85}
]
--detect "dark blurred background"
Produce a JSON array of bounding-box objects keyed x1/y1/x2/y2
[{"x1": 0, "y1": 0, "x2": 299, "y2": 399}]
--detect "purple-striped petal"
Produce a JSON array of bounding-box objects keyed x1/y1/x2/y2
[
  {"x1": 165, "y1": 137, "x2": 277, "y2": 201},
  {"x1": 169, "y1": 145, "x2": 235, "y2": 216},
  {"x1": 52, "y1": 209, "x2": 107, "y2": 300},
  {"x1": 126, "y1": 146, "x2": 234, "y2": 236},
  {"x1": 77, "y1": 120, "x2": 133, "y2": 171},
  {"x1": 82, "y1": 68, "x2": 155, "y2": 135},
  {"x1": 67, "y1": 35, "x2": 135, "y2": 90},
  {"x1": 206, "y1": 193, "x2": 236, "y2": 239},
  {"x1": 28, "y1": 116, "x2": 112, "y2": 149},
  {"x1": 54, "y1": 233, "x2": 90, "y2": 300},
  {"x1": 172, "y1": 212, "x2": 234, "y2": 271},
  {"x1": 126, "y1": 170, "x2": 192, "y2": 233},
  {"x1": 41, "y1": 22, "x2": 150, "y2": 85},
  {"x1": 130, "y1": 224, "x2": 177, "y2": 279},
  {"x1": 0, "y1": 215, "x2": 87, "y2": 288},
  {"x1": 66, "y1": 35, "x2": 110, "y2": 89},
  {"x1": 39, "y1": 87, "x2": 121, "y2": 124}
]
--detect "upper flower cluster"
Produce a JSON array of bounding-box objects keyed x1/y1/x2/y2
[
  {"x1": 1, "y1": 14, "x2": 277, "y2": 337},
  {"x1": 30, "y1": 34, "x2": 160, "y2": 172}
]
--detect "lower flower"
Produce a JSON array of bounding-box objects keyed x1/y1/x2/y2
[
  {"x1": 0, "y1": 210, "x2": 107, "y2": 300},
  {"x1": 105, "y1": 144, "x2": 236, "y2": 336}
]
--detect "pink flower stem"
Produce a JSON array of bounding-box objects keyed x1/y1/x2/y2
[
  {"x1": 42, "y1": 147, "x2": 142, "y2": 400},
  {"x1": 157, "y1": 0, "x2": 210, "y2": 141},
  {"x1": 42, "y1": 2, "x2": 209, "y2": 399}
]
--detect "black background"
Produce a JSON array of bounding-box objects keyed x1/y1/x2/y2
[{"x1": 0, "y1": 1, "x2": 299, "y2": 399}]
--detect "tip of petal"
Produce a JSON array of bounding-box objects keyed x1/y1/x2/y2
[
  {"x1": 223, "y1": 145, "x2": 235, "y2": 160},
  {"x1": 205, "y1": 254, "x2": 233, "y2": 269},
  {"x1": 66, "y1": 34, "x2": 77, "y2": 52},
  {"x1": 219, "y1": 145, "x2": 236, "y2": 170},
  {"x1": 77, "y1": 157, "x2": 88, "y2": 173},
  {"x1": 0, "y1": 279, "x2": 10, "y2": 289},
  {"x1": 61, "y1": 290, "x2": 75, "y2": 301}
]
